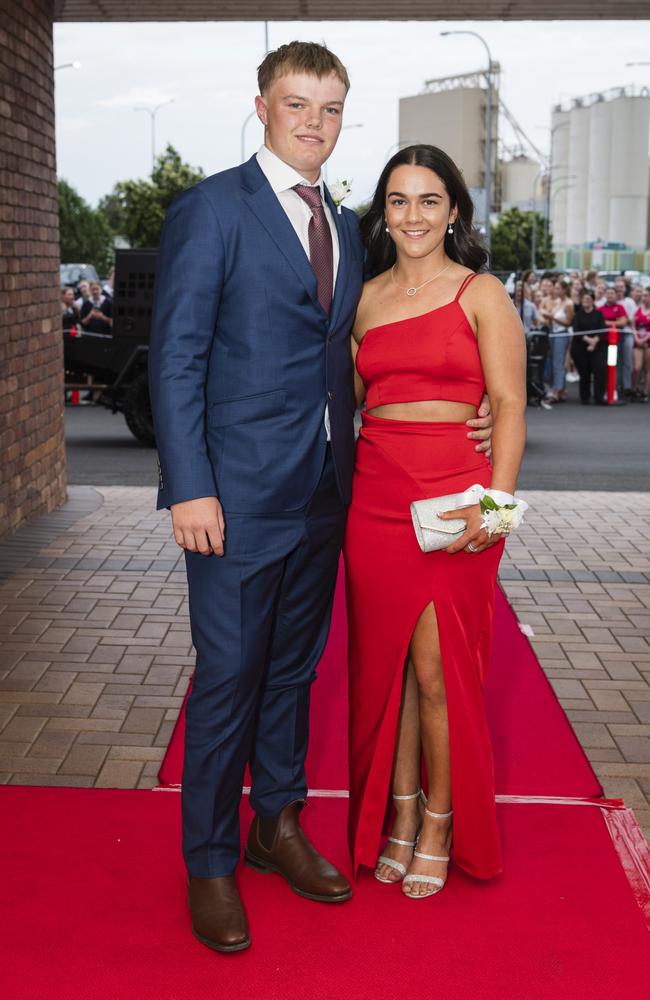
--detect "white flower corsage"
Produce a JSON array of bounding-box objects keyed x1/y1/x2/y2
[
  {"x1": 478, "y1": 489, "x2": 528, "y2": 537},
  {"x1": 329, "y1": 179, "x2": 352, "y2": 214}
]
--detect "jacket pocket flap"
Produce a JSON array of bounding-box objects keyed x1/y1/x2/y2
[{"x1": 208, "y1": 389, "x2": 286, "y2": 428}]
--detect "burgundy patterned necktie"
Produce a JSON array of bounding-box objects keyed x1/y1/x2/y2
[{"x1": 292, "y1": 184, "x2": 334, "y2": 314}]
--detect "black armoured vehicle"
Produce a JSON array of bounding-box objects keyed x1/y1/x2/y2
[{"x1": 63, "y1": 248, "x2": 157, "y2": 446}]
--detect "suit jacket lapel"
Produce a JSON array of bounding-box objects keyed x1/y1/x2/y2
[
  {"x1": 241, "y1": 157, "x2": 320, "y2": 308},
  {"x1": 325, "y1": 185, "x2": 351, "y2": 331}
]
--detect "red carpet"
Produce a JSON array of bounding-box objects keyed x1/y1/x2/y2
[
  {"x1": 1, "y1": 786, "x2": 648, "y2": 1000},
  {"x1": 159, "y1": 565, "x2": 602, "y2": 799}
]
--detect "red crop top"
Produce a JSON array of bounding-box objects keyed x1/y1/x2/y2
[{"x1": 356, "y1": 272, "x2": 485, "y2": 410}]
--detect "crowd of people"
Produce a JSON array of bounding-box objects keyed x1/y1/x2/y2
[
  {"x1": 61, "y1": 269, "x2": 114, "y2": 336},
  {"x1": 511, "y1": 269, "x2": 650, "y2": 406},
  {"x1": 61, "y1": 261, "x2": 650, "y2": 409}
]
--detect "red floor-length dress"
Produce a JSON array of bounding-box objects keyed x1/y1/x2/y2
[{"x1": 344, "y1": 273, "x2": 505, "y2": 880}]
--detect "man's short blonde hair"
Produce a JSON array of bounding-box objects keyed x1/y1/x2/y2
[{"x1": 257, "y1": 41, "x2": 350, "y2": 96}]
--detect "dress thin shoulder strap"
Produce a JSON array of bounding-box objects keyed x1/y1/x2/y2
[{"x1": 454, "y1": 272, "x2": 479, "y2": 302}]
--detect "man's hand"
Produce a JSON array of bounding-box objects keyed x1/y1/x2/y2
[
  {"x1": 466, "y1": 394, "x2": 493, "y2": 456},
  {"x1": 170, "y1": 496, "x2": 225, "y2": 556}
]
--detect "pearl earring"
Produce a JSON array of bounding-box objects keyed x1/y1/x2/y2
[
  {"x1": 385, "y1": 225, "x2": 390, "y2": 233},
  {"x1": 447, "y1": 224, "x2": 454, "y2": 235}
]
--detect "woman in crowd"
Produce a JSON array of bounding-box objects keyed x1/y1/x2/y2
[
  {"x1": 570, "y1": 291, "x2": 607, "y2": 405},
  {"x1": 521, "y1": 269, "x2": 537, "y2": 301},
  {"x1": 570, "y1": 278, "x2": 585, "y2": 312},
  {"x1": 345, "y1": 145, "x2": 527, "y2": 899},
  {"x1": 541, "y1": 279, "x2": 574, "y2": 403},
  {"x1": 61, "y1": 287, "x2": 79, "y2": 333},
  {"x1": 633, "y1": 287, "x2": 650, "y2": 400},
  {"x1": 79, "y1": 281, "x2": 113, "y2": 335},
  {"x1": 513, "y1": 279, "x2": 539, "y2": 333}
]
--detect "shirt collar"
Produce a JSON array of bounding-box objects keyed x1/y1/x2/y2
[{"x1": 257, "y1": 144, "x2": 325, "y2": 198}]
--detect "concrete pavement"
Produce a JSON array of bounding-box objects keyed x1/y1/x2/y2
[{"x1": 0, "y1": 485, "x2": 648, "y2": 841}]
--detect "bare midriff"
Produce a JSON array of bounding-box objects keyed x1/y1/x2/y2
[{"x1": 366, "y1": 400, "x2": 478, "y2": 423}]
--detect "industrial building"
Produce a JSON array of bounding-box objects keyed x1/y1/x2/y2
[
  {"x1": 398, "y1": 69, "x2": 500, "y2": 230},
  {"x1": 550, "y1": 87, "x2": 650, "y2": 256}
]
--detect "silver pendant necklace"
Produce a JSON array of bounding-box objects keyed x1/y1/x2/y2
[{"x1": 391, "y1": 260, "x2": 452, "y2": 296}]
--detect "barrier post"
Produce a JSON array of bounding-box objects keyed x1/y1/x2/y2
[{"x1": 607, "y1": 324, "x2": 618, "y2": 405}]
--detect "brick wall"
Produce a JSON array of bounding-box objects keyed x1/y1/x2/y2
[{"x1": 0, "y1": 0, "x2": 66, "y2": 538}]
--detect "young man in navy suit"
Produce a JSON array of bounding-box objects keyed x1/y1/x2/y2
[
  {"x1": 150, "y1": 42, "x2": 361, "y2": 952},
  {"x1": 150, "y1": 41, "x2": 491, "y2": 953}
]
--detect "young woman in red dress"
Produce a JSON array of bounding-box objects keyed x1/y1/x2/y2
[{"x1": 344, "y1": 146, "x2": 527, "y2": 898}]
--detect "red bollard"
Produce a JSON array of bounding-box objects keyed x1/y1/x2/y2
[
  {"x1": 607, "y1": 324, "x2": 618, "y2": 405},
  {"x1": 70, "y1": 389, "x2": 80, "y2": 405}
]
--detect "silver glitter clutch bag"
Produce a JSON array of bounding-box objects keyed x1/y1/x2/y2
[{"x1": 410, "y1": 491, "x2": 475, "y2": 553}]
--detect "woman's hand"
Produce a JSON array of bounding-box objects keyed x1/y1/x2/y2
[
  {"x1": 466, "y1": 395, "x2": 492, "y2": 456},
  {"x1": 438, "y1": 503, "x2": 503, "y2": 555}
]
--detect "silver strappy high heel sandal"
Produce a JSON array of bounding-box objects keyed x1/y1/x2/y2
[
  {"x1": 402, "y1": 807, "x2": 453, "y2": 899},
  {"x1": 374, "y1": 790, "x2": 424, "y2": 884}
]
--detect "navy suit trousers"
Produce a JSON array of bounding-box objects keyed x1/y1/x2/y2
[{"x1": 181, "y1": 447, "x2": 346, "y2": 877}]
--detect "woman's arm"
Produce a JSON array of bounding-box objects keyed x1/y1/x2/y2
[
  {"x1": 350, "y1": 284, "x2": 373, "y2": 409},
  {"x1": 475, "y1": 275, "x2": 527, "y2": 496},
  {"x1": 350, "y1": 337, "x2": 365, "y2": 408}
]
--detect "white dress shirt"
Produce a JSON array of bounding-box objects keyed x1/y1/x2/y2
[{"x1": 256, "y1": 144, "x2": 339, "y2": 442}]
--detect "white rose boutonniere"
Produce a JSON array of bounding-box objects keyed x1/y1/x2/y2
[{"x1": 329, "y1": 179, "x2": 352, "y2": 214}]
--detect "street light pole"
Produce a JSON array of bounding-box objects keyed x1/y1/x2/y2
[
  {"x1": 441, "y1": 30, "x2": 494, "y2": 250},
  {"x1": 54, "y1": 61, "x2": 81, "y2": 72},
  {"x1": 133, "y1": 99, "x2": 175, "y2": 173}
]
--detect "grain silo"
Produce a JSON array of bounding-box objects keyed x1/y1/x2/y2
[
  {"x1": 566, "y1": 104, "x2": 590, "y2": 245},
  {"x1": 550, "y1": 108, "x2": 570, "y2": 246},
  {"x1": 585, "y1": 98, "x2": 612, "y2": 243},
  {"x1": 607, "y1": 91, "x2": 650, "y2": 249},
  {"x1": 551, "y1": 87, "x2": 650, "y2": 250}
]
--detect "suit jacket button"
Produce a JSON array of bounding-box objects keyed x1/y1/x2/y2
[{"x1": 327, "y1": 390, "x2": 334, "y2": 400}]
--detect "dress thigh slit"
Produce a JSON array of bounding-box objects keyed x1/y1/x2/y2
[{"x1": 344, "y1": 413, "x2": 504, "y2": 880}]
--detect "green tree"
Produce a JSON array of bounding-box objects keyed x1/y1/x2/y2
[
  {"x1": 106, "y1": 145, "x2": 205, "y2": 248},
  {"x1": 58, "y1": 179, "x2": 115, "y2": 275},
  {"x1": 490, "y1": 207, "x2": 555, "y2": 273},
  {"x1": 96, "y1": 190, "x2": 126, "y2": 241}
]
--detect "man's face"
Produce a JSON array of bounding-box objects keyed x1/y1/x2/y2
[
  {"x1": 614, "y1": 280, "x2": 626, "y2": 299},
  {"x1": 90, "y1": 283, "x2": 101, "y2": 300},
  {"x1": 255, "y1": 71, "x2": 347, "y2": 183},
  {"x1": 605, "y1": 288, "x2": 617, "y2": 305}
]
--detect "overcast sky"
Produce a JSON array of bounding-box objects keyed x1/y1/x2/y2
[{"x1": 53, "y1": 20, "x2": 650, "y2": 209}]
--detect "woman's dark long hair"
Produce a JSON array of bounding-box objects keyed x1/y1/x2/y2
[{"x1": 360, "y1": 144, "x2": 488, "y2": 277}]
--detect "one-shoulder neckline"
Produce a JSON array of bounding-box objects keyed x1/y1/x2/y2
[{"x1": 358, "y1": 300, "x2": 472, "y2": 352}]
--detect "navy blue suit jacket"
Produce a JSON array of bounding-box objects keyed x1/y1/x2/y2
[{"x1": 149, "y1": 155, "x2": 364, "y2": 513}]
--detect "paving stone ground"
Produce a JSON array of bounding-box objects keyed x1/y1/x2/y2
[{"x1": 0, "y1": 487, "x2": 648, "y2": 841}]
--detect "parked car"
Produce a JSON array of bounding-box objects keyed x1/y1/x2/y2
[{"x1": 60, "y1": 263, "x2": 99, "y2": 290}]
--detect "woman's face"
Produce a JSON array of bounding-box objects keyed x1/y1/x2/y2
[
  {"x1": 571, "y1": 279, "x2": 582, "y2": 293},
  {"x1": 642, "y1": 290, "x2": 650, "y2": 309},
  {"x1": 595, "y1": 281, "x2": 607, "y2": 298},
  {"x1": 533, "y1": 290, "x2": 543, "y2": 305},
  {"x1": 385, "y1": 164, "x2": 457, "y2": 263},
  {"x1": 552, "y1": 282, "x2": 565, "y2": 299},
  {"x1": 540, "y1": 278, "x2": 553, "y2": 296},
  {"x1": 582, "y1": 294, "x2": 594, "y2": 312}
]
